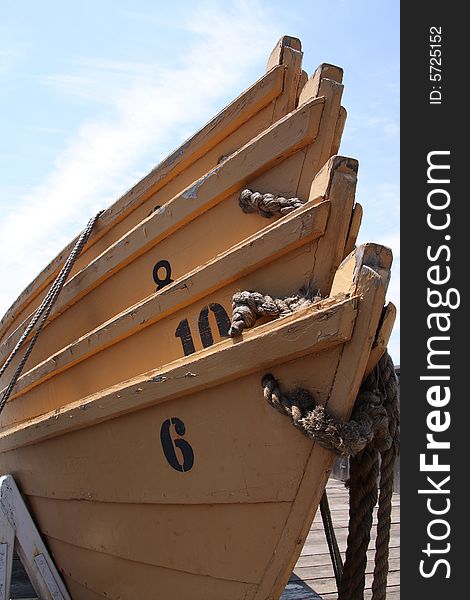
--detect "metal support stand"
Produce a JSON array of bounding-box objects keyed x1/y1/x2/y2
[{"x1": 0, "y1": 474, "x2": 71, "y2": 600}]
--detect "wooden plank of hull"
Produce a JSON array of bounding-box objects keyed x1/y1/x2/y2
[
  {"x1": 363, "y1": 301, "x2": 397, "y2": 379},
  {"x1": 0, "y1": 309, "x2": 355, "y2": 501},
  {"x1": 331, "y1": 243, "x2": 392, "y2": 297},
  {"x1": 29, "y1": 497, "x2": 292, "y2": 583},
  {"x1": 0, "y1": 244, "x2": 391, "y2": 600},
  {"x1": 61, "y1": 578, "x2": 107, "y2": 600},
  {"x1": 1, "y1": 200, "x2": 328, "y2": 403},
  {"x1": 0, "y1": 93, "x2": 335, "y2": 377},
  {"x1": 296, "y1": 67, "x2": 344, "y2": 200},
  {"x1": 332, "y1": 106, "x2": 347, "y2": 156},
  {"x1": 267, "y1": 36, "x2": 303, "y2": 121},
  {"x1": 0, "y1": 245, "x2": 390, "y2": 463},
  {"x1": 1, "y1": 296, "x2": 357, "y2": 446},
  {"x1": 1, "y1": 157, "x2": 357, "y2": 428},
  {"x1": 296, "y1": 70, "x2": 309, "y2": 105},
  {"x1": 343, "y1": 201, "x2": 363, "y2": 259},
  {"x1": 0, "y1": 36, "x2": 309, "y2": 342},
  {"x1": 0, "y1": 140, "x2": 349, "y2": 402},
  {"x1": 52, "y1": 539, "x2": 259, "y2": 600}
]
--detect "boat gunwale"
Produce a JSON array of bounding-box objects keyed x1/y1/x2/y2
[
  {"x1": 0, "y1": 95, "x2": 327, "y2": 369},
  {"x1": 0, "y1": 294, "x2": 358, "y2": 453},
  {"x1": 0, "y1": 62, "x2": 289, "y2": 340},
  {"x1": 1, "y1": 197, "x2": 330, "y2": 404},
  {"x1": 0, "y1": 33, "x2": 311, "y2": 342}
]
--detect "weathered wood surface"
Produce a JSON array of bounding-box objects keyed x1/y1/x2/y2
[
  {"x1": 0, "y1": 296, "x2": 358, "y2": 457},
  {"x1": 10, "y1": 479, "x2": 399, "y2": 600},
  {"x1": 0, "y1": 95, "x2": 323, "y2": 366},
  {"x1": 0, "y1": 36, "x2": 304, "y2": 341},
  {"x1": 1, "y1": 157, "x2": 357, "y2": 431},
  {"x1": 1, "y1": 41, "x2": 346, "y2": 352},
  {"x1": 342, "y1": 201, "x2": 362, "y2": 259},
  {"x1": 363, "y1": 301, "x2": 397, "y2": 379},
  {"x1": 0, "y1": 475, "x2": 70, "y2": 600},
  {"x1": 0, "y1": 246, "x2": 391, "y2": 600},
  {"x1": 0, "y1": 86, "x2": 342, "y2": 382},
  {"x1": 280, "y1": 478, "x2": 400, "y2": 600}
]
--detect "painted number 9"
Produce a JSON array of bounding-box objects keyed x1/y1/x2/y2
[{"x1": 160, "y1": 417, "x2": 194, "y2": 472}]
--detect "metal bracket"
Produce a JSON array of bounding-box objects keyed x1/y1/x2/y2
[{"x1": 0, "y1": 474, "x2": 71, "y2": 600}]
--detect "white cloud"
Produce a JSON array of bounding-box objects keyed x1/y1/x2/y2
[
  {"x1": 0, "y1": 1, "x2": 278, "y2": 316},
  {"x1": 0, "y1": 23, "x2": 30, "y2": 78},
  {"x1": 366, "y1": 115, "x2": 400, "y2": 137},
  {"x1": 343, "y1": 114, "x2": 399, "y2": 142}
]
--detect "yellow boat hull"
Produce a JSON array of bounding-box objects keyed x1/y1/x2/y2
[{"x1": 0, "y1": 246, "x2": 391, "y2": 600}]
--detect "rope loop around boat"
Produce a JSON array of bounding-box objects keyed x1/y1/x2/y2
[
  {"x1": 262, "y1": 352, "x2": 399, "y2": 600},
  {"x1": 0, "y1": 211, "x2": 103, "y2": 414},
  {"x1": 261, "y1": 368, "x2": 392, "y2": 458},
  {"x1": 238, "y1": 188, "x2": 307, "y2": 218}
]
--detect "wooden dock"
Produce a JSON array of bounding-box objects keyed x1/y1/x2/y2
[
  {"x1": 10, "y1": 478, "x2": 399, "y2": 599},
  {"x1": 281, "y1": 478, "x2": 400, "y2": 599}
]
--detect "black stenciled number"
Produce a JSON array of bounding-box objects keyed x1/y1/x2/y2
[
  {"x1": 175, "y1": 303, "x2": 231, "y2": 355},
  {"x1": 153, "y1": 259, "x2": 174, "y2": 291},
  {"x1": 160, "y1": 417, "x2": 194, "y2": 472},
  {"x1": 174, "y1": 318, "x2": 196, "y2": 355},
  {"x1": 198, "y1": 303, "x2": 231, "y2": 348}
]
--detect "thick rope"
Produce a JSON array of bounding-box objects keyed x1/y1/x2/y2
[
  {"x1": 0, "y1": 212, "x2": 102, "y2": 413},
  {"x1": 339, "y1": 446, "x2": 379, "y2": 600},
  {"x1": 338, "y1": 355, "x2": 399, "y2": 600},
  {"x1": 261, "y1": 373, "x2": 389, "y2": 457},
  {"x1": 371, "y1": 354, "x2": 400, "y2": 600},
  {"x1": 261, "y1": 351, "x2": 399, "y2": 600},
  {"x1": 228, "y1": 288, "x2": 320, "y2": 337},
  {"x1": 239, "y1": 189, "x2": 306, "y2": 218}
]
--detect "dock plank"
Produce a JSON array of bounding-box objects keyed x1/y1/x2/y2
[
  {"x1": 280, "y1": 478, "x2": 400, "y2": 600},
  {"x1": 11, "y1": 552, "x2": 36, "y2": 599}
]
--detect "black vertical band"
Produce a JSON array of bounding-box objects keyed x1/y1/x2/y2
[{"x1": 401, "y1": 2, "x2": 465, "y2": 596}]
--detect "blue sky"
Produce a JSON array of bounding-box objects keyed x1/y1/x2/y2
[{"x1": 0, "y1": 0, "x2": 399, "y2": 362}]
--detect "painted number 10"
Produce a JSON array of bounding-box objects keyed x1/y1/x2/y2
[{"x1": 175, "y1": 303, "x2": 231, "y2": 356}]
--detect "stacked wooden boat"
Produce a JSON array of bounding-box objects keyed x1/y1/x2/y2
[{"x1": 0, "y1": 36, "x2": 396, "y2": 600}]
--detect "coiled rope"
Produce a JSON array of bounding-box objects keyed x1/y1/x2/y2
[
  {"x1": 0, "y1": 212, "x2": 102, "y2": 414},
  {"x1": 228, "y1": 288, "x2": 320, "y2": 337},
  {"x1": 262, "y1": 353, "x2": 399, "y2": 600},
  {"x1": 239, "y1": 188, "x2": 307, "y2": 218}
]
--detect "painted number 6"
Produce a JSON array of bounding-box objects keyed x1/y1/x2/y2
[{"x1": 160, "y1": 417, "x2": 194, "y2": 472}]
